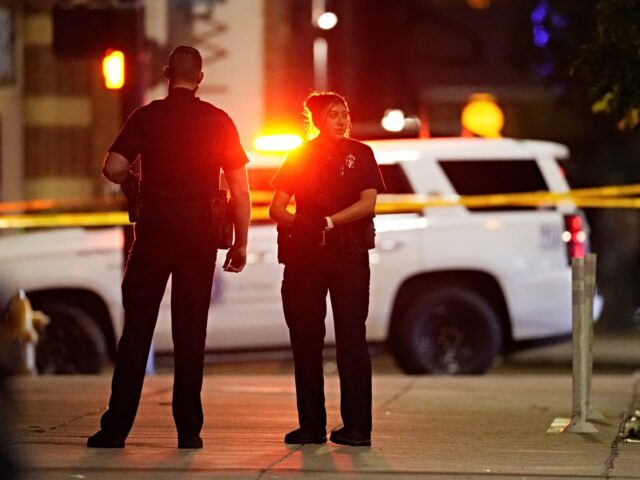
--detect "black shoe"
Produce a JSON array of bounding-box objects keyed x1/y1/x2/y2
[
  {"x1": 87, "y1": 430, "x2": 125, "y2": 449},
  {"x1": 178, "y1": 435, "x2": 203, "y2": 449},
  {"x1": 284, "y1": 428, "x2": 327, "y2": 445},
  {"x1": 330, "y1": 427, "x2": 371, "y2": 447}
]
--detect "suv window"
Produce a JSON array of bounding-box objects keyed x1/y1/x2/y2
[
  {"x1": 438, "y1": 159, "x2": 551, "y2": 211},
  {"x1": 379, "y1": 164, "x2": 414, "y2": 194}
]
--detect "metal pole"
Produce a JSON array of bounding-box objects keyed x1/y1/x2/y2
[
  {"x1": 565, "y1": 257, "x2": 597, "y2": 433},
  {"x1": 311, "y1": 0, "x2": 326, "y2": 25},
  {"x1": 313, "y1": 37, "x2": 328, "y2": 90},
  {"x1": 584, "y1": 253, "x2": 604, "y2": 421}
]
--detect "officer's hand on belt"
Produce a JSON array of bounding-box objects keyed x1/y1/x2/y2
[
  {"x1": 223, "y1": 245, "x2": 247, "y2": 273},
  {"x1": 293, "y1": 214, "x2": 327, "y2": 232}
]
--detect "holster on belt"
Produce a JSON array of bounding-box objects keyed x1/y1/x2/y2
[
  {"x1": 334, "y1": 217, "x2": 376, "y2": 251},
  {"x1": 210, "y1": 190, "x2": 233, "y2": 250},
  {"x1": 121, "y1": 172, "x2": 142, "y2": 223}
]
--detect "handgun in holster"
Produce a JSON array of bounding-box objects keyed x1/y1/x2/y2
[
  {"x1": 210, "y1": 190, "x2": 233, "y2": 250},
  {"x1": 121, "y1": 172, "x2": 142, "y2": 223}
]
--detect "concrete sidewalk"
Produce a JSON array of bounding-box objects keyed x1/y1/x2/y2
[{"x1": 6, "y1": 371, "x2": 640, "y2": 479}]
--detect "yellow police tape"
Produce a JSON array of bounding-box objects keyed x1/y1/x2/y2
[
  {"x1": 2, "y1": 185, "x2": 640, "y2": 229},
  {"x1": 0, "y1": 207, "x2": 269, "y2": 229},
  {"x1": 0, "y1": 197, "x2": 122, "y2": 214}
]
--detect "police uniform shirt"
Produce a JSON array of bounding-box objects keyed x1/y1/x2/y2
[
  {"x1": 109, "y1": 87, "x2": 249, "y2": 205},
  {"x1": 271, "y1": 137, "x2": 386, "y2": 217}
]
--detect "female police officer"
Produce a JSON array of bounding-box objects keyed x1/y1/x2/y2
[{"x1": 269, "y1": 91, "x2": 385, "y2": 447}]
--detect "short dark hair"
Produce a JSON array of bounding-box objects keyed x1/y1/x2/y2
[{"x1": 167, "y1": 45, "x2": 202, "y2": 83}]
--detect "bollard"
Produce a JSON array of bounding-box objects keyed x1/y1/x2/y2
[
  {"x1": 564, "y1": 256, "x2": 598, "y2": 433},
  {"x1": 584, "y1": 253, "x2": 604, "y2": 421},
  {"x1": 0, "y1": 290, "x2": 49, "y2": 375}
]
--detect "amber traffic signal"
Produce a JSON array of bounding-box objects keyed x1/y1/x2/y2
[{"x1": 103, "y1": 49, "x2": 125, "y2": 90}]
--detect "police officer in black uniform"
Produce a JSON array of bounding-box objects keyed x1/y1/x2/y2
[
  {"x1": 88, "y1": 46, "x2": 250, "y2": 449},
  {"x1": 269, "y1": 91, "x2": 385, "y2": 447}
]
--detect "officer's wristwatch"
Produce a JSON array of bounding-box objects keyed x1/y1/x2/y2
[{"x1": 324, "y1": 216, "x2": 334, "y2": 231}]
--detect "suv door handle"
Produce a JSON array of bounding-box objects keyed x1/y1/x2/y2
[{"x1": 377, "y1": 239, "x2": 404, "y2": 251}]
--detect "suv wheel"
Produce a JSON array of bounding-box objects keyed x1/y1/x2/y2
[
  {"x1": 35, "y1": 303, "x2": 108, "y2": 374},
  {"x1": 392, "y1": 287, "x2": 502, "y2": 374}
]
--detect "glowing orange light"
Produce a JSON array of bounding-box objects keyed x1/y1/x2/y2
[
  {"x1": 103, "y1": 49, "x2": 125, "y2": 90},
  {"x1": 461, "y1": 93, "x2": 504, "y2": 138},
  {"x1": 253, "y1": 134, "x2": 303, "y2": 152}
]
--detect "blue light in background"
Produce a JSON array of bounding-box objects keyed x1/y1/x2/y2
[
  {"x1": 530, "y1": 1, "x2": 548, "y2": 24},
  {"x1": 529, "y1": 0, "x2": 569, "y2": 82},
  {"x1": 533, "y1": 26, "x2": 550, "y2": 47},
  {"x1": 531, "y1": 1, "x2": 552, "y2": 50},
  {"x1": 550, "y1": 12, "x2": 567, "y2": 29}
]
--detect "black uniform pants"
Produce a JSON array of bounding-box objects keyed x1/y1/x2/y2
[
  {"x1": 281, "y1": 250, "x2": 372, "y2": 434},
  {"x1": 100, "y1": 209, "x2": 217, "y2": 440}
]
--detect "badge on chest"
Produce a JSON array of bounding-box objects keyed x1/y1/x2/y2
[{"x1": 339, "y1": 153, "x2": 357, "y2": 177}]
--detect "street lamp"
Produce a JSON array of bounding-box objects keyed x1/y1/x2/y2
[
  {"x1": 311, "y1": 0, "x2": 337, "y2": 90},
  {"x1": 316, "y1": 11, "x2": 338, "y2": 30}
]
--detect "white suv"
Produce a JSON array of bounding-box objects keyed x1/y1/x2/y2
[{"x1": 0, "y1": 137, "x2": 600, "y2": 374}]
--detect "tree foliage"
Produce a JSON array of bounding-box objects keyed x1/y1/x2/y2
[{"x1": 573, "y1": 0, "x2": 640, "y2": 130}]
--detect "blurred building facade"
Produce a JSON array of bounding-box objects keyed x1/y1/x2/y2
[
  {"x1": 0, "y1": 0, "x2": 23, "y2": 202},
  {"x1": 1, "y1": 0, "x2": 559, "y2": 202},
  {"x1": 0, "y1": 0, "x2": 266, "y2": 201}
]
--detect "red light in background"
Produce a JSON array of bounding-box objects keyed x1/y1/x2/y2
[{"x1": 564, "y1": 214, "x2": 586, "y2": 260}]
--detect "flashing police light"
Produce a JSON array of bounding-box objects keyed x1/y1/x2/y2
[
  {"x1": 253, "y1": 134, "x2": 303, "y2": 152},
  {"x1": 461, "y1": 93, "x2": 504, "y2": 138},
  {"x1": 103, "y1": 49, "x2": 125, "y2": 89}
]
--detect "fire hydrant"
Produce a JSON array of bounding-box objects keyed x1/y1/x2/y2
[
  {"x1": 622, "y1": 410, "x2": 640, "y2": 443},
  {"x1": 0, "y1": 290, "x2": 49, "y2": 375}
]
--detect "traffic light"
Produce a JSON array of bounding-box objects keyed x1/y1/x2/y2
[{"x1": 103, "y1": 50, "x2": 125, "y2": 90}]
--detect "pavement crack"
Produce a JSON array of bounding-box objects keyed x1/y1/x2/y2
[
  {"x1": 603, "y1": 372, "x2": 640, "y2": 479},
  {"x1": 380, "y1": 378, "x2": 417, "y2": 409},
  {"x1": 255, "y1": 445, "x2": 302, "y2": 479},
  {"x1": 37, "y1": 407, "x2": 105, "y2": 432},
  {"x1": 29, "y1": 387, "x2": 171, "y2": 434},
  {"x1": 603, "y1": 412, "x2": 627, "y2": 478}
]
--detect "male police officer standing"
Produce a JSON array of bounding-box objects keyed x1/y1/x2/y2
[{"x1": 88, "y1": 46, "x2": 250, "y2": 449}]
